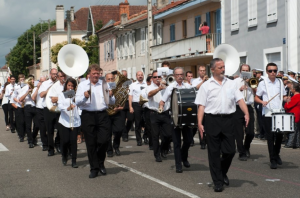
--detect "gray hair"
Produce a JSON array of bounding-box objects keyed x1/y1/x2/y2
[
  {"x1": 173, "y1": 67, "x2": 184, "y2": 73},
  {"x1": 210, "y1": 58, "x2": 223, "y2": 69},
  {"x1": 239, "y1": 63, "x2": 251, "y2": 72}
]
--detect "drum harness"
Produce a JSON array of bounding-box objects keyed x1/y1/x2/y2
[{"x1": 265, "y1": 78, "x2": 284, "y2": 115}]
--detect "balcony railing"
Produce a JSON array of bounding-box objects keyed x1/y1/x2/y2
[{"x1": 151, "y1": 33, "x2": 221, "y2": 60}]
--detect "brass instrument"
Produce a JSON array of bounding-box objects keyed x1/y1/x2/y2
[
  {"x1": 25, "y1": 77, "x2": 34, "y2": 95},
  {"x1": 166, "y1": 74, "x2": 174, "y2": 85},
  {"x1": 248, "y1": 77, "x2": 258, "y2": 89},
  {"x1": 139, "y1": 95, "x2": 148, "y2": 106},
  {"x1": 106, "y1": 71, "x2": 131, "y2": 116}
]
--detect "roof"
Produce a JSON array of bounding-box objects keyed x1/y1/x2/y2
[
  {"x1": 90, "y1": 5, "x2": 147, "y2": 30},
  {"x1": 50, "y1": 7, "x2": 89, "y2": 31},
  {"x1": 27, "y1": 63, "x2": 41, "y2": 69},
  {"x1": 97, "y1": 0, "x2": 190, "y2": 32},
  {"x1": 1, "y1": 65, "x2": 8, "y2": 70}
]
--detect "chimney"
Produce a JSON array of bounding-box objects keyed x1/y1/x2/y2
[
  {"x1": 56, "y1": 5, "x2": 64, "y2": 31},
  {"x1": 70, "y1": 6, "x2": 74, "y2": 21},
  {"x1": 157, "y1": 0, "x2": 168, "y2": 9},
  {"x1": 121, "y1": 14, "x2": 128, "y2": 25},
  {"x1": 119, "y1": 0, "x2": 129, "y2": 21}
]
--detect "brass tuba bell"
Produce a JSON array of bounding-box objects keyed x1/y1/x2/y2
[{"x1": 139, "y1": 95, "x2": 148, "y2": 106}]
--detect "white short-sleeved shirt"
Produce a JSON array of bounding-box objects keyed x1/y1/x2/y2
[
  {"x1": 11, "y1": 85, "x2": 22, "y2": 108},
  {"x1": 129, "y1": 81, "x2": 147, "y2": 102},
  {"x1": 234, "y1": 77, "x2": 254, "y2": 105},
  {"x1": 34, "y1": 87, "x2": 43, "y2": 109},
  {"x1": 192, "y1": 77, "x2": 203, "y2": 88},
  {"x1": 18, "y1": 85, "x2": 35, "y2": 107},
  {"x1": 195, "y1": 77, "x2": 243, "y2": 114},
  {"x1": 5, "y1": 83, "x2": 16, "y2": 101},
  {"x1": 256, "y1": 77, "x2": 286, "y2": 115},
  {"x1": 161, "y1": 81, "x2": 192, "y2": 104},
  {"x1": 146, "y1": 83, "x2": 169, "y2": 112},
  {"x1": 58, "y1": 92, "x2": 81, "y2": 128},
  {"x1": 38, "y1": 79, "x2": 54, "y2": 107}
]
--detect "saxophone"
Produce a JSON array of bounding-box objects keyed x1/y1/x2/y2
[{"x1": 106, "y1": 71, "x2": 131, "y2": 116}]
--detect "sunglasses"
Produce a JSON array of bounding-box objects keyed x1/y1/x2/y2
[
  {"x1": 152, "y1": 76, "x2": 162, "y2": 79},
  {"x1": 267, "y1": 70, "x2": 277, "y2": 73}
]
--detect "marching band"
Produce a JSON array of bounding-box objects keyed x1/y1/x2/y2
[{"x1": 2, "y1": 45, "x2": 300, "y2": 193}]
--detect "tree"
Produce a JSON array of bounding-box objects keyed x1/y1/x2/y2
[
  {"x1": 95, "y1": 20, "x2": 103, "y2": 32},
  {"x1": 6, "y1": 21, "x2": 56, "y2": 78}
]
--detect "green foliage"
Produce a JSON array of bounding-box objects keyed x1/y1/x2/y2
[
  {"x1": 95, "y1": 20, "x2": 103, "y2": 31},
  {"x1": 6, "y1": 20, "x2": 56, "y2": 78}
]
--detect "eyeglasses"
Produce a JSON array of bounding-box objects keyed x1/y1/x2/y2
[
  {"x1": 267, "y1": 70, "x2": 278, "y2": 73},
  {"x1": 152, "y1": 76, "x2": 161, "y2": 79}
]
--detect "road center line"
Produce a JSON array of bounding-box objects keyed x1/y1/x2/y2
[
  {"x1": 0, "y1": 143, "x2": 9, "y2": 151},
  {"x1": 107, "y1": 160, "x2": 200, "y2": 198}
]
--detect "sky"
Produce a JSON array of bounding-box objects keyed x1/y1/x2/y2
[{"x1": 0, "y1": 0, "x2": 154, "y2": 67}]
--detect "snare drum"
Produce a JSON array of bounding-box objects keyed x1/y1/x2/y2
[
  {"x1": 171, "y1": 88, "x2": 198, "y2": 127},
  {"x1": 271, "y1": 113, "x2": 294, "y2": 132}
]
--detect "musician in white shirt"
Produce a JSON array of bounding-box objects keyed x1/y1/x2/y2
[
  {"x1": 5, "y1": 76, "x2": 16, "y2": 133},
  {"x1": 128, "y1": 71, "x2": 147, "y2": 146},
  {"x1": 185, "y1": 71, "x2": 193, "y2": 85},
  {"x1": 192, "y1": 65, "x2": 209, "y2": 90},
  {"x1": 196, "y1": 58, "x2": 249, "y2": 192},
  {"x1": 75, "y1": 64, "x2": 115, "y2": 179},
  {"x1": 160, "y1": 67, "x2": 193, "y2": 173},
  {"x1": 146, "y1": 70, "x2": 172, "y2": 163},
  {"x1": 58, "y1": 78, "x2": 81, "y2": 168},
  {"x1": 255, "y1": 63, "x2": 287, "y2": 169},
  {"x1": 233, "y1": 64, "x2": 255, "y2": 161}
]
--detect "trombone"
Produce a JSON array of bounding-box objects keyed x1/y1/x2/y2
[{"x1": 241, "y1": 72, "x2": 258, "y2": 102}]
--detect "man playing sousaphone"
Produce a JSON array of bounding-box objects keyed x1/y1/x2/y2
[{"x1": 255, "y1": 63, "x2": 288, "y2": 169}]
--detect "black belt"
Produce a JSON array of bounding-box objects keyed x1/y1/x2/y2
[
  {"x1": 150, "y1": 109, "x2": 169, "y2": 114},
  {"x1": 82, "y1": 110, "x2": 106, "y2": 114},
  {"x1": 206, "y1": 113, "x2": 233, "y2": 117}
]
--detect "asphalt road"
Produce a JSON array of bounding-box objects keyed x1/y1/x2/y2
[{"x1": 0, "y1": 112, "x2": 300, "y2": 198}]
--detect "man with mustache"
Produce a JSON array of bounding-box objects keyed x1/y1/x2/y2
[
  {"x1": 196, "y1": 58, "x2": 249, "y2": 192},
  {"x1": 159, "y1": 67, "x2": 193, "y2": 173}
]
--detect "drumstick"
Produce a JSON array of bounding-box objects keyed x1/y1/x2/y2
[{"x1": 267, "y1": 93, "x2": 279, "y2": 104}]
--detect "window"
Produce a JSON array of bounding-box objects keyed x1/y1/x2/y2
[
  {"x1": 157, "y1": 23, "x2": 162, "y2": 45},
  {"x1": 206, "y1": 12, "x2": 211, "y2": 33},
  {"x1": 267, "y1": 52, "x2": 281, "y2": 68},
  {"x1": 267, "y1": 0, "x2": 277, "y2": 23},
  {"x1": 231, "y1": 0, "x2": 239, "y2": 31},
  {"x1": 170, "y1": 24, "x2": 175, "y2": 42},
  {"x1": 145, "y1": 27, "x2": 148, "y2": 52},
  {"x1": 141, "y1": 28, "x2": 145, "y2": 54},
  {"x1": 248, "y1": 0, "x2": 257, "y2": 27},
  {"x1": 182, "y1": 20, "x2": 187, "y2": 38},
  {"x1": 240, "y1": 56, "x2": 247, "y2": 65},
  {"x1": 195, "y1": 16, "x2": 201, "y2": 36}
]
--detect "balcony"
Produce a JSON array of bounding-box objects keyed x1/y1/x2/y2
[{"x1": 151, "y1": 33, "x2": 221, "y2": 61}]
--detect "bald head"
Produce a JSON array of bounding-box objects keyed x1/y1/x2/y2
[
  {"x1": 105, "y1": 73, "x2": 114, "y2": 82},
  {"x1": 39, "y1": 76, "x2": 46, "y2": 83},
  {"x1": 136, "y1": 71, "x2": 144, "y2": 83}
]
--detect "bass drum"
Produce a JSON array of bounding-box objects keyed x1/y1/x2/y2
[
  {"x1": 46, "y1": 81, "x2": 61, "y2": 113},
  {"x1": 171, "y1": 88, "x2": 198, "y2": 127}
]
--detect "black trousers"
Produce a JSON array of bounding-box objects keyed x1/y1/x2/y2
[
  {"x1": 254, "y1": 102, "x2": 265, "y2": 136},
  {"x1": 173, "y1": 126, "x2": 193, "y2": 169},
  {"x1": 2, "y1": 104, "x2": 9, "y2": 126},
  {"x1": 205, "y1": 113, "x2": 236, "y2": 186},
  {"x1": 132, "y1": 102, "x2": 143, "y2": 143},
  {"x1": 262, "y1": 116, "x2": 283, "y2": 162},
  {"x1": 234, "y1": 105, "x2": 255, "y2": 155},
  {"x1": 8, "y1": 103, "x2": 15, "y2": 131},
  {"x1": 44, "y1": 108, "x2": 60, "y2": 151},
  {"x1": 144, "y1": 108, "x2": 153, "y2": 146},
  {"x1": 36, "y1": 108, "x2": 47, "y2": 147},
  {"x1": 81, "y1": 110, "x2": 111, "y2": 173},
  {"x1": 59, "y1": 123, "x2": 78, "y2": 160},
  {"x1": 150, "y1": 111, "x2": 172, "y2": 158},
  {"x1": 16, "y1": 107, "x2": 25, "y2": 139},
  {"x1": 107, "y1": 111, "x2": 126, "y2": 152},
  {"x1": 24, "y1": 106, "x2": 36, "y2": 144},
  {"x1": 122, "y1": 103, "x2": 134, "y2": 139}
]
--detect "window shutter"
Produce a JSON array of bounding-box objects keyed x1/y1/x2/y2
[
  {"x1": 127, "y1": 67, "x2": 132, "y2": 79},
  {"x1": 216, "y1": 9, "x2": 221, "y2": 46},
  {"x1": 117, "y1": 37, "x2": 120, "y2": 59},
  {"x1": 132, "y1": 32, "x2": 136, "y2": 55},
  {"x1": 141, "y1": 28, "x2": 145, "y2": 54},
  {"x1": 157, "y1": 23, "x2": 162, "y2": 45},
  {"x1": 195, "y1": 16, "x2": 201, "y2": 36},
  {"x1": 111, "y1": 39, "x2": 114, "y2": 60},
  {"x1": 129, "y1": 33, "x2": 132, "y2": 56},
  {"x1": 206, "y1": 12, "x2": 211, "y2": 33},
  {"x1": 248, "y1": 0, "x2": 257, "y2": 27},
  {"x1": 104, "y1": 41, "x2": 106, "y2": 62},
  {"x1": 267, "y1": 0, "x2": 277, "y2": 23},
  {"x1": 145, "y1": 27, "x2": 148, "y2": 52},
  {"x1": 231, "y1": 0, "x2": 239, "y2": 31},
  {"x1": 170, "y1": 24, "x2": 175, "y2": 42},
  {"x1": 132, "y1": 67, "x2": 136, "y2": 80}
]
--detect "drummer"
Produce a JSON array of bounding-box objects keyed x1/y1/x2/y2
[
  {"x1": 255, "y1": 63, "x2": 287, "y2": 169},
  {"x1": 159, "y1": 67, "x2": 192, "y2": 173}
]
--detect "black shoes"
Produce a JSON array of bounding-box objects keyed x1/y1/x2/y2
[
  {"x1": 72, "y1": 162, "x2": 78, "y2": 168},
  {"x1": 155, "y1": 156, "x2": 162, "y2": 162},
  {"x1": 11, "y1": 130, "x2": 15, "y2": 133},
  {"x1": 20, "y1": 138, "x2": 24, "y2": 142},
  {"x1": 107, "y1": 152, "x2": 113, "y2": 158},
  {"x1": 137, "y1": 142, "x2": 142, "y2": 146},
  {"x1": 62, "y1": 156, "x2": 67, "y2": 166},
  {"x1": 183, "y1": 161, "x2": 190, "y2": 168},
  {"x1": 99, "y1": 165, "x2": 107, "y2": 175},
  {"x1": 89, "y1": 171, "x2": 98, "y2": 179},
  {"x1": 143, "y1": 138, "x2": 149, "y2": 145},
  {"x1": 223, "y1": 174, "x2": 229, "y2": 186},
  {"x1": 176, "y1": 169, "x2": 183, "y2": 173},
  {"x1": 238, "y1": 154, "x2": 247, "y2": 161},
  {"x1": 122, "y1": 137, "x2": 128, "y2": 142},
  {"x1": 245, "y1": 150, "x2": 251, "y2": 158},
  {"x1": 149, "y1": 146, "x2": 153, "y2": 150},
  {"x1": 270, "y1": 160, "x2": 277, "y2": 169},
  {"x1": 55, "y1": 145, "x2": 61, "y2": 153},
  {"x1": 33, "y1": 139, "x2": 38, "y2": 146},
  {"x1": 161, "y1": 151, "x2": 167, "y2": 159},
  {"x1": 190, "y1": 140, "x2": 194, "y2": 147},
  {"x1": 200, "y1": 144, "x2": 206, "y2": 150},
  {"x1": 42, "y1": 146, "x2": 48, "y2": 151},
  {"x1": 29, "y1": 143, "x2": 34, "y2": 148},
  {"x1": 214, "y1": 185, "x2": 223, "y2": 192},
  {"x1": 115, "y1": 148, "x2": 121, "y2": 156},
  {"x1": 48, "y1": 150, "x2": 54, "y2": 156},
  {"x1": 276, "y1": 156, "x2": 282, "y2": 165}
]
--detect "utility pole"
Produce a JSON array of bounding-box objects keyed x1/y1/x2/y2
[
  {"x1": 33, "y1": 31, "x2": 36, "y2": 77},
  {"x1": 147, "y1": 0, "x2": 154, "y2": 75},
  {"x1": 66, "y1": 10, "x2": 72, "y2": 44},
  {"x1": 48, "y1": 19, "x2": 51, "y2": 71}
]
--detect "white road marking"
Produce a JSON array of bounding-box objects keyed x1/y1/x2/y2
[
  {"x1": 0, "y1": 143, "x2": 9, "y2": 151},
  {"x1": 107, "y1": 160, "x2": 200, "y2": 198}
]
